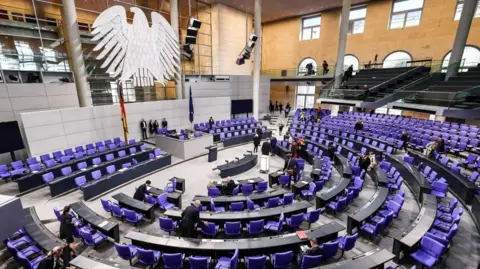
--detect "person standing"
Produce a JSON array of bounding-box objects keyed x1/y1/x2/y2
[
  {"x1": 261, "y1": 140, "x2": 271, "y2": 156},
  {"x1": 354, "y1": 120, "x2": 363, "y2": 134},
  {"x1": 435, "y1": 135, "x2": 445, "y2": 153},
  {"x1": 374, "y1": 54, "x2": 378, "y2": 64},
  {"x1": 179, "y1": 200, "x2": 208, "y2": 237},
  {"x1": 270, "y1": 137, "x2": 277, "y2": 156},
  {"x1": 253, "y1": 133, "x2": 261, "y2": 153},
  {"x1": 275, "y1": 101, "x2": 279, "y2": 113},
  {"x1": 367, "y1": 152, "x2": 377, "y2": 171},
  {"x1": 327, "y1": 142, "x2": 336, "y2": 159},
  {"x1": 269, "y1": 100, "x2": 274, "y2": 114},
  {"x1": 279, "y1": 103, "x2": 283, "y2": 113},
  {"x1": 161, "y1": 118, "x2": 168, "y2": 129},
  {"x1": 140, "y1": 119, "x2": 147, "y2": 140},
  {"x1": 359, "y1": 154, "x2": 371, "y2": 172},
  {"x1": 148, "y1": 120, "x2": 154, "y2": 138},
  {"x1": 285, "y1": 103, "x2": 291, "y2": 117},
  {"x1": 278, "y1": 121, "x2": 285, "y2": 136},
  {"x1": 153, "y1": 120, "x2": 159, "y2": 135},
  {"x1": 283, "y1": 154, "x2": 297, "y2": 187},
  {"x1": 291, "y1": 139, "x2": 298, "y2": 158},
  {"x1": 59, "y1": 206, "x2": 79, "y2": 256},
  {"x1": 322, "y1": 60, "x2": 329, "y2": 75},
  {"x1": 208, "y1": 116, "x2": 215, "y2": 129},
  {"x1": 400, "y1": 131, "x2": 409, "y2": 151},
  {"x1": 133, "y1": 180, "x2": 151, "y2": 201},
  {"x1": 38, "y1": 246, "x2": 76, "y2": 269}
]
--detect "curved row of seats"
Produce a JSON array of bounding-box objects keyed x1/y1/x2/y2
[
  {"x1": 0, "y1": 137, "x2": 136, "y2": 182},
  {"x1": 194, "y1": 117, "x2": 259, "y2": 131}
]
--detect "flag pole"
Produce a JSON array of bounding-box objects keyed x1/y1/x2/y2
[{"x1": 118, "y1": 82, "x2": 129, "y2": 144}]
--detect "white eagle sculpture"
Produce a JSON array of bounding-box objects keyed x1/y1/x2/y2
[{"x1": 91, "y1": 6, "x2": 180, "y2": 87}]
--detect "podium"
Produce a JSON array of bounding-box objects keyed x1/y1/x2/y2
[
  {"x1": 206, "y1": 146, "x2": 218, "y2": 162},
  {"x1": 260, "y1": 155, "x2": 270, "y2": 173}
]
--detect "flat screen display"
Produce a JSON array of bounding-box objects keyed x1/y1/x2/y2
[
  {"x1": 231, "y1": 99, "x2": 253, "y2": 115},
  {"x1": 0, "y1": 121, "x2": 25, "y2": 154}
]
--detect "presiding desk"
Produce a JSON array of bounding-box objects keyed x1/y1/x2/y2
[
  {"x1": 164, "y1": 201, "x2": 312, "y2": 225},
  {"x1": 16, "y1": 143, "x2": 141, "y2": 193},
  {"x1": 24, "y1": 207, "x2": 66, "y2": 251},
  {"x1": 393, "y1": 194, "x2": 437, "y2": 263},
  {"x1": 319, "y1": 249, "x2": 395, "y2": 269},
  {"x1": 347, "y1": 186, "x2": 389, "y2": 234},
  {"x1": 193, "y1": 189, "x2": 288, "y2": 207},
  {"x1": 48, "y1": 149, "x2": 152, "y2": 197},
  {"x1": 216, "y1": 154, "x2": 258, "y2": 178},
  {"x1": 410, "y1": 151, "x2": 476, "y2": 204},
  {"x1": 223, "y1": 131, "x2": 273, "y2": 147},
  {"x1": 70, "y1": 201, "x2": 120, "y2": 242},
  {"x1": 155, "y1": 133, "x2": 212, "y2": 159},
  {"x1": 385, "y1": 155, "x2": 432, "y2": 203},
  {"x1": 147, "y1": 186, "x2": 183, "y2": 209},
  {"x1": 112, "y1": 193, "x2": 155, "y2": 222},
  {"x1": 81, "y1": 153, "x2": 172, "y2": 200},
  {"x1": 125, "y1": 221, "x2": 345, "y2": 257}
]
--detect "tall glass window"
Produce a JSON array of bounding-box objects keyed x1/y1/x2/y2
[
  {"x1": 297, "y1": 58, "x2": 317, "y2": 76},
  {"x1": 454, "y1": 0, "x2": 480, "y2": 21},
  {"x1": 344, "y1": 55, "x2": 360, "y2": 72},
  {"x1": 389, "y1": 0, "x2": 424, "y2": 29},
  {"x1": 442, "y1": 46, "x2": 480, "y2": 72},
  {"x1": 296, "y1": 86, "x2": 316, "y2": 109},
  {"x1": 383, "y1": 51, "x2": 412, "y2": 68},
  {"x1": 348, "y1": 7, "x2": 367, "y2": 34},
  {"x1": 301, "y1": 16, "x2": 321, "y2": 41}
]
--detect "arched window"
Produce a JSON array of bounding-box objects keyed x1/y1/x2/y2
[
  {"x1": 297, "y1": 58, "x2": 317, "y2": 76},
  {"x1": 442, "y1": 45, "x2": 480, "y2": 71},
  {"x1": 344, "y1": 54, "x2": 360, "y2": 71},
  {"x1": 382, "y1": 51, "x2": 412, "y2": 68}
]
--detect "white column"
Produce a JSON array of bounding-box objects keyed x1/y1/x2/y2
[
  {"x1": 333, "y1": 0, "x2": 351, "y2": 88},
  {"x1": 170, "y1": 0, "x2": 184, "y2": 99},
  {"x1": 62, "y1": 0, "x2": 91, "y2": 106},
  {"x1": 252, "y1": 0, "x2": 262, "y2": 120}
]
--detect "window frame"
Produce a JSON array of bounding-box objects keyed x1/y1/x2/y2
[
  {"x1": 389, "y1": 0, "x2": 425, "y2": 29},
  {"x1": 454, "y1": 0, "x2": 480, "y2": 21},
  {"x1": 300, "y1": 15, "x2": 321, "y2": 41},
  {"x1": 382, "y1": 50, "x2": 413, "y2": 68},
  {"x1": 297, "y1": 57, "x2": 318, "y2": 76},
  {"x1": 347, "y1": 6, "x2": 367, "y2": 35}
]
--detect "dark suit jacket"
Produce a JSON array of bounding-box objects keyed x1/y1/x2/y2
[
  {"x1": 37, "y1": 257, "x2": 61, "y2": 269},
  {"x1": 261, "y1": 141, "x2": 271, "y2": 155},
  {"x1": 436, "y1": 139, "x2": 445, "y2": 153},
  {"x1": 360, "y1": 156, "x2": 371, "y2": 171},
  {"x1": 59, "y1": 214, "x2": 74, "y2": 240},
  {"x1": 162, "y1": 120, "x2": 168, "y2": 128},
  {"x1": 223, "y1": 180, "x2": 236, "y2": 195},
  {"x1": 140, "y1": 120, "x2": 147, "y2": 129},
  {"x1": 209, "y1": 119, "x2": 215, "y2": 126},
  {"x1": 180, "y1": 205, "x2": 201, "y2": 236},
  {"x1": 134, "y1": 184, "x2": 147, "y2": 201}
]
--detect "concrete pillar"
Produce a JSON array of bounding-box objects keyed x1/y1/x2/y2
[
  {"x1": 62, "y1": 0, "x2": 91, "y2": 106},
  {"x1": 333, "y1": 0, "x2": 351, "y2": 88},
  {"x1": 169, "y1": 0, "x2": 184, "y2": 99},
  {"x1": 445, "y1": 0, "x2": 479, "y2": 80},
  {"x1": 252, "y1": 0, "x2": 262, "y2": 120}
]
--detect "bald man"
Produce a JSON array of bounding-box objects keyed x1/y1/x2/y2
[
  {"x1": 179, "y1": 200, "x2": 207, "y2": 237},
  {"x1": 223, "y1": 177, "x2": 236, "y2": 196}
]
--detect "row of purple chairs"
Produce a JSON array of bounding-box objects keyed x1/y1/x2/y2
[
  {"x1": 207, "y1": 181, "x2": 268, "y2": 197},
  {"x1": 196, "y1": 122, "x2": 261, "y2": 132},
  {"x1": 5, "y1": 228, "x2": 46, "y2": 269},
  {"x1": 219, "y1": 127, "x2": 266, "y2": 141},
  {"x1": 207, "y1": 194, "x2": 295, "y2": 213}
]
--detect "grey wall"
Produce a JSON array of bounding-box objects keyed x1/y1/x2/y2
[
  {"x1": 185, "y1": 75, "x2": 271, "y2": 114},
  {"x1": 0, "y1": 82, "x2": 79, "y2": 163},
  {"x1": 20, "y1": 97, "x2": 231, "y2": 157}
]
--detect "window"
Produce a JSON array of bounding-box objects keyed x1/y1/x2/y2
[
  {"x1": 301, "y1": 16, "x2": 321, "y2": 40},
  {"x1": 78, "y1": 22, "x2": 90, "y2": 31},
  {"x1": 348, "y1": 7, "x2": 367, "y2": 34},
  {"x1": 382, "y1": 51, "x2": 412, "y2": 68},
  {"x1": 14, "y1": 41, "x2": 38, "y2": 70},
  {"x1": 442, "y1": 46, "x2": 480, "y2": 72},
  {"x1": 344, "y1": 55, "x2": 360, "y2": 72},
  {"x1": 25, "y1": 14, "x2": 37, "y2": 24},
  {"x1": 454, "y1": 0, "x2": 480, "y2": 21},
  {"x1": 45, "y1": 17, "x2": 58, "y2": 27},
  {"x1": 11, "y1": 13, "x2": 24, "y2": 22},
  {"x1": 389, "y1": 0, "x2": 424, "y2": 29},
  {"x1": 0, "y1": 9, "x2": 8, "y2": 20},
  {"x1": 296, "y1": 86, "x2": 315, "y2": 109},
  {"x1": 297, "y1": 58, "x2": 317, "y2": 76}
]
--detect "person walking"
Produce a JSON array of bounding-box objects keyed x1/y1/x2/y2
[
  {"x1": 322, "y1": 60, "x2": 329, "y2": 75},
  {"x1": 279, "y1": 103, "x2": 283, "y2": 113},
  {"x1": 140, "y1": 119, "x2": 147, "y2": 140},
  {"x1": 278, "y1": 121, "x2": 285, "y2": 136},
  {"x1": 400, "y1": 131, "x2": 409, "y2": 151},
  {"x1": 179, "y1": 200, "x2": 207, "y2": 237},
  {"x1": 253, "y1": 133, "x2": 261, "y2": 153},
  {"x1": 59, "y1": 206, "x2": 79, "y2": 256},
  {"x1": 274, "y1": 101, "x2": 279, "y2": 113}
]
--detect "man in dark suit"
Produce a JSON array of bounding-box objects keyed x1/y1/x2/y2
[
  {"x1": 223, "y1": 177, "x2": 236, "y2": 195},
  {"x1": 208, "y1": 117, "x2": 215, "y2": 129},
  {"x1": 261, "y1": 140, "x2": 271, "y2": 156},
  {"x1": 140, "y1": 119, "x2": 147, "y2": 140},
  {"x1": 354, "y1": 120, "x2": 363, "y2": 134},
  {"x1": 133, "y1": 180, "x2": 151, "y2": 201},
  {"x1": 359, "y1": 154, "x2": 371, "y2": 172},
  {"x1": 162, "y1": 118, "x2": 168, "y2": 129},
  {"x1": 37, "y1": 246, "x2": 75, "y2": 269},
  {"x1": 401, "y1": 131, "x2": 409, "y2": 151},
  {"x1": 179, "y1": 200, "x2": 207, "y2": 237},
  {"x1": 436, "y1": 135, "x2": 445, "y2": 153},
  {"x1": 298, "y1": 239, "x2": 322, "y2": 263},
  {"x1": 284, "y1": 154, "x2": 297, "y2": 187}
]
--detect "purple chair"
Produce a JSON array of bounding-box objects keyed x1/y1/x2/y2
[
  {"x1": 101, "y1": 199, "x2": 112, "y2": 213},
  {"x1": 111, "y1": 203, "x2": 125, "y2": 219},
  {"x1": 225, "y1": 221, "x2": 242, "y2": 237},
  {"x1": 241, "y1": 184, "x2": 253, "y2": 196},
  {"x1": 75, "y1": 176, "x2": 87, "y2": 188},
  {"x1": 91, "y1": 170, "x2": 102, "y2": 180},
  {"x1": 299, "y1": 255, "x2": 322, "y2": 269},
  {"x1": 114, "y1": 243, "x2": 138, "y2": 265},
  {"x1": 264, "y1": 197, "x2": 281, "y2": 208},
  {"x1": 144, "y1": 194, "x2": 157, "y2": 205},
  {"x1": 164, "y1": 178, "x2": 177, "y2": 193},
  {"x1": 247, "y1": 219, "x2": 264, "y2": 235},
  {"x1": 16, "y1": 251, "x2": 46, "y2": 269},
  {"x1": 42, "y1": 172, "x2": 55, "y2": 183},
  {"x1": 159, "y1": 217, "x2": 177, "y2": 234},
  {"x1": 26, "y1": 157, "x2": 38, "y2": 166},
  {"x1": 77, "y1": 161, "x2": 87, "y2": 170},
  {"x1": 283, "y1": 193, "x2": 294, "y2": 205},
  {"x1": 230, "y1": 202, "x2": 244, "y2": 212},
  {"x1": 278, "y1": 175, "x2": 290, "y2": 188},
  {"x1": 410, "y1": 236, "x2": 445, "y2": 268},
  {"x1": 202, "y1": 223, "x2": 219, "y2": 237},
  {"x1": 245, "y1": 255, "x2": 266, "y2": 269},
  {"x1": 210, "y1": 198, "x2": 225, "y2": 212},
  {"x1": 158, "y1": 193, "x2": 175, "y2": 210},
  {"x1": 360, "y1": 216, "x2": 385, "y2": 241},
  {"x1": 61, "y1": 166, "x2": 72, "y2": 176},
  {"x1": 163, "y1": 253, "x2": 185, "y2": 269},
  {"x1": 208, "y1": 187, "x2": 220, "y2": 197},
  {"x1": 0, "y1": 165, "x2": 11, "y2": 180},
  {"x1": 431, "y1": 181, "x2": 448, "y2": 198},
  {"x1": 215, "y1": 249, "x2": 238, "y2": 269},
  {"x1": 137, "y1": 248, "x2": 161, "y2": 267},
  {"x1": 303, "y1": 209, "x2": 321, "y2": 228},
  {"x1": 338, "y1": 232, "x2": 358, "y2": 256},
  {"x1": 79, "y1": 227, "x2": 107, "y2": 248},
  {"x1": 246, "y1": 197, "x2": 260, "y2": 210},
  {"x1": 285, "y1": 213, "x2": 304, "y2": 229},
  {"x1": 270, "y1": 250, "x2": 293, "y2": 268},
  {"x1": 301, "y1": 182, "x2": 316, "y2": 199},
  {"x1": 29, "y1": 163, "x2": 41, "y2": 172},
  {"x1": 106, "y1": 165, "x2": 116, "y2": 174},
  {"x1": 256, "y1": 180, "x2": 268, "y2": 192},
  {"x1": 124, "y1": 209, "x2": 144, "y2": 225},
  {"x1": 92, "y1": 157, "x2": 101, "y2": 166},
  {"x1": 265, "y1": 212, "x2": 284, "y2": 233},
  {"x1": 10, "y1": 161, "x2": 27, "y2": 175}
]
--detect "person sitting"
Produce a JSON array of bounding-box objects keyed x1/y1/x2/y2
[
  {"x1": 207, "y1": 180, "x2": 216, "y2": 189},
  {"x1": 223, "y1": 177, "x2": 236, "y2": 196},
  {"x1": 436, "y1": 135, "x2": 445, "y2": 153},
  {"x1": 424, "y1": 141, "x2": 437, "y2": 158},
  {"x1": 354, "y1": 120, "x2": 363, "y2": 134},
  {"x1": 298, "y1": 238, "x2": 322, "y2": 262},
  {"x1": 134, "y1": 180, "x2": 151, "y2": 201},
  {"x1": 38, "y1": 246, "x2": 76, "y2": 269}
]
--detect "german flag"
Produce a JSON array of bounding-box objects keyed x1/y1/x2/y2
[{"x1": 118, "y1": 82, "x2": 129, "y2": 143}]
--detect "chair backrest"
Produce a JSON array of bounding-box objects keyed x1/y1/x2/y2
[
  {"x1": 61, "y1": 166, "x2": 72, "y2": 176},
  {"x1": 106, "y1": 165, "x2": 116, "y2": 174},
  {"x1": 272, "y1": 251, "x2": 293, "y2": 267},
  {"x1": 342, "y1": 233, "x2": 358, "y2": 251},
  {"x1": 92, "y1": 170, "x2": 102, "y2": 180},
  {"x1": 77, "y1": 162, "x2": 87, "y2": 170},
  {"x1": 189, "y1": 256, "x2": 210, "y2": 269},
  {"x1": 137, "y1": 248, "x2": 158, "y2": 265},
  {"x1": 420, "y1": 236, "x2": 445, "y2": 258},
  {"x1": 106, "y1": 153, "x2": 114, "y2": 161},
  {"x1": 246, "y1": 256, "x2": 266, "y2": 269},
  {"x1": 111, "y1": 203, "x2": 123, "y2": 216},
  {"x1": 268, "y1": 197, "x2": 281, "y2": 207},
  {"x1": 26, "y1": 157, "x2": 37, "y2": 165},
  {"x1": 289, "y1": 213, "x2": 304, "y2": 227},
  {"x1": 29, "y1": 163, "x2": 41, "y2": 172},
  {"x1": 124, "y1": 209, "x2": 137, "y2": 222},
  {"x1": 42, "y1": 172, "x2": 54, "y2": 183},
  {"x1": 302, "y1": 255, "x2": 323, "y2": 269},
  {"x1": 230, "y1": 202, "x2": 244, "y2": 211},
  {"x1": 208, "y1": 187, "x2": 220, "y2": 197},
  {"x1": 225, "y1": 222, "x2": 241, "y2": 235},
  {"x1": 157, "y1": 193, "x2": 168, "y2": 204},
  {"x1": 114, "y1": 243, "x2": 135, "y2": 259},
  {"x1": 75, "y1": 176, "x2": 86, "y2": 187},
  {"x1": 93, "y1": 157, "x2": 101, "y2": 165},
  {"x1": 242, "y1": 184, "x2": 253, "y2": 194},
  {"x1": 101, "y1": 199, "x2": 111, "y2": 212}
]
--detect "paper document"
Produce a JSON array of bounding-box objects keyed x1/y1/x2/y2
[{"x1": 98, "y1": 221, "x2": 109, "y2": 228}]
